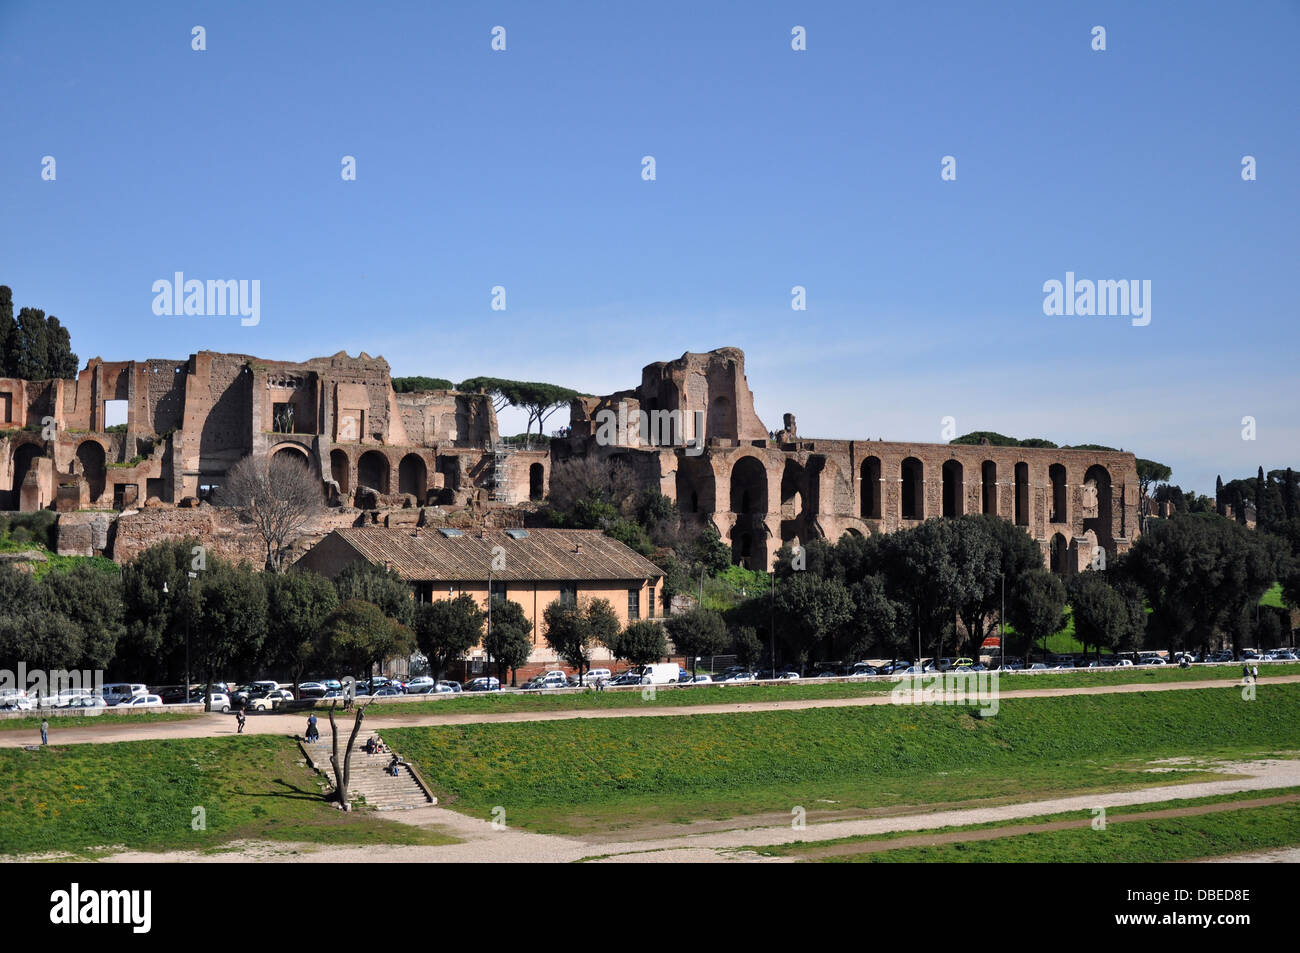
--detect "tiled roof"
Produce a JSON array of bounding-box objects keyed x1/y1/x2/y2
[{"x1": 327, "y1": 527, "x2": 664, "y2": 582}]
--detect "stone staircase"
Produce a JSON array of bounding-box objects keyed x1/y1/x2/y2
[{"x1": 301, "y1": 730, "x2": 436, "y2": 811}]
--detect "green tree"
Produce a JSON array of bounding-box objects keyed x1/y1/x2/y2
[
  {"x1": 0, "y1": 286, "x2": 17, "y2": 378},
  {"x1": 412, "y1": 594, "x2": 484, "y2": 680},
  {"x1": 846, "y1": 574, "x2": 902, "y2": 663},
  {"x1": 1066, "y1": 572, "x2": 1144, "y2": 658},
  {"x1": 1125, "y1": 513, "x2": 1280, "y2": 654},
  {"x1": 118, "y1": 538, "x2": 198, "y2": 681},
  {"x1": 664, "y1": 608, "x2": 729, "y2": 677},
  {"x1": 771, "y1": 573, "x2": 854, "y2": 673},
  {"x1": 333, "y1": 560, "x2": 414, "y2": 626},
  {"x1": 319, "y1": 599, "x2": 415, "y2": 680},
  {"x1": 266, "y1": 571, "x2": 339, "y2": 693},
  {"x1": 191, "y1": 560, "x2": 268, "y2": 701},
  {"x1": 731, "y1": 625, "x2": 763, "y2": 670},
  {"x1": 541, "y1": 598, "x2": 617, "y2": 685},
  {"x1": 391, "y1": 376, "x2": 454, "y2": 393},
  {"x1": 40, "y1": 561, "x2": 125, "y2": 670},
  {"x1": 485, "y1": 598, "x2": 532, "y2": 686},
  {"x1": 1007, "y1": 571, "x2": 1067, "y2": 661},
  {"x1": 1136, "y1": 459, "x2": 1173, "y2": 523},
  {"x1": 605, "y1": 619, "x2": 669, "y2": 667}
]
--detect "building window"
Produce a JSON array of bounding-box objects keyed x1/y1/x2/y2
[
  {"x1": 560, "y1": 584, "x2": 577, "y2": 607},
  {"x1": 648, "y1": 586, "x2": 655, "y2": 619},
  {"x1": 490, "y1": 580, "x2": 507, "y2": 604},
  {"x1": 628, "y1": 588, "x2": 640, "y2": 620}
]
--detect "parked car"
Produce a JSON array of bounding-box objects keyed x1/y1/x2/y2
[
  {"x1": 776, "y1": 671, "x2": 801, "y2": 680},
  {"x1": 251, "y1": 688, "x2": 294, "y2": 710},
  {"x1": 1028, "y1": 663, "x2": 1049, "y2": 670},
  {"x1": 585, "y1": 668, "x2": 612, "y2": 683},
  {"x1": 232, "y1": 681, "x2": 280, "y2": 704},
  {"x1": 686, "y1": 674, "x2": 713, "y2": 683},
  {"x1": 103, "y1": 683, "x2": 148, "y2": 706},
  {"x1": 298, "y1": 681, "x2": 329, "y2": 699},
  {"x1": 374, "y1": 686, "x2": 405, "y2": 697},
  {"x1": 630, "y1": 663, "x2": 685, "y2": 685},
  {"x1": 465, "y1": 677, "x2": 500, "y2": 692},
  {"x1": 951, "y1": 657, "x2": 976, "y2": 670},
  {"x1": 207, "y1": 692, "x2": 232, "y2": 713},
  {"x1": 434, "y1": 681, "x2": 463, "y2": 694},
  {"x1": 405, "y1": 677, "x2": 436, "y2": 694},
  {"x1": 0, "y1": 692, "x2": 34, "y2": 711},
  {"x1": 1139, "y1": 655, "x2": 1167, "y2": 665},
  {"x1": 71, "y1": 695, "x2": 107, "y2": 709},
  {"x1": 126, "y1": 694, "x2": 164, "y2": 707}
]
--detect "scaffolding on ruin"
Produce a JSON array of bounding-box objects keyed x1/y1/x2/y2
[{"x1": 490, "y1": 442, "x2": 510, "y2": 502}]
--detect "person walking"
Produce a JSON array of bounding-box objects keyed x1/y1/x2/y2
[
  {"x1": 236, "y1": 704, "x2": 246, "y2": 734},
  {"x1": 40, "y1": 718, "x2": 48, "y2": 746},
  {"x1": 1252, "y1": 663, "x2": 1259, "y2": 683}
]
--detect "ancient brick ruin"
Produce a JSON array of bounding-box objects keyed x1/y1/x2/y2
[
  {"x1": 556, "y1": 348, "x2": 1140, "y2": 574},
  {"x1": 1, "y1": 346, "x2": 1137, "y2": 572},
  {"x1": 0, "y1": 351, "x2": 548, "y2": 560}
]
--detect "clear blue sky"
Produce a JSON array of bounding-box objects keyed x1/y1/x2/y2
[{"x1": 2, "y1": 1, "x2": 1296, "y2": 494}]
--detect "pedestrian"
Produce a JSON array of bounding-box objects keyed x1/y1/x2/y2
[
  {"x1": 236, "y1": 706, "x2": 246, "y2": 734},
  {"x1": 1252, "y1": 663, "x2": 1259, "y2": 683},
  {"x1": 1243, "y1": 662, "x2": 1250, "y2": 683},
  {"x1": 40, "y1": 718, "x2": 48, "y2": 746}
]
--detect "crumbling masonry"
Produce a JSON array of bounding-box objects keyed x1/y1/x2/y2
[{"x1": 1, "y1": 346, "x2": 1136, "y2": 572}]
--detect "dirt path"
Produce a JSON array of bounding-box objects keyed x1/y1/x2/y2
[
  {"x1": 781, "y1": 793, "x2": 1300, "y2": 859},
  {"x1": 83, "y1": 756, "x2": 1300, "y2": 864},
  {"x1": 5, "y1": 674, "x2": 1294, "y2": 748}
]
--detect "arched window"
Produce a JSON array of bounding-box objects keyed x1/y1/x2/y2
[
  {"x1": 942, "y1": 460, "x2": 964, "y2": 518},
  {"x1": 860, "y1": 456, "x2": 881, "y2": 519},
  {"x1": 901, "y1": 457, "x2": 923, "y2": 519}
]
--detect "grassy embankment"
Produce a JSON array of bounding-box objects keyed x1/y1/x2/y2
[
  {"x1": 0, "y1": 734, "x2": 459, "y2": 858},
  {"x1": 388, "y1": 683, "x2": 1300, "y2": 836}
]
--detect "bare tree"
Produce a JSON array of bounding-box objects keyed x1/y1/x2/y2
[
  {"x1": 547, "y1": 455, "x2": 639, "y2": 517},
  {"x1": 326, "y1": 698, "x2": 370, "y2": 810},
  {"x1": 216, "y1": 453, "x2": 322, "y2": 571}
]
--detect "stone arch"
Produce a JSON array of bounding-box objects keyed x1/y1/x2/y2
[
  {"x1": 357, "y1": 450, "x2": 390, "y2": 494},
  {"x1": 729, "y1": 456, "x2": 768, "y2": 515},
  {"x1": 75, "y1": 440, "x2": 107, "y2": 504},
  {"x1": 860, "y1": 456, "x2": 881, "y2": 519},
  {"x1": 841, "y1": 527, "x2": 864, "y2": 539},
  {"x1": 398, "y1": 453, "x2": 427, "y2": 499},
  {"x1": 707, "y1": 395, "x2": 732, "y2": 442},
  {"x1": 330, "y1": 449, "x2": 351, "y2": 494},
  {"x1": 675, "y1": 455, "x2": 716, "y2": 515},
  {"x1": 942, "y1": 459, "x2": 964, "y2": 518},
  {"x1": 780, "y1": 459, "x2": 803, "y2": 518},
  {"x1": 529, "y1": 462, "x2": 545, "y2": 501},
  {"x1": 1049, "y1": 463, "x2": 1067, "y2": 524},
  {"x1": 270, "y1": 443, "x2": 310, "y2": 466},
  {"x1": 1049, "y1": 532, "x2": 1069, "y2": 574},
  {"x1": 1014, "y1": 462, "x2": 1030, "y2": 526},
  {"x1": 1083, "y1": 464, "x2": 1113, "y2": 546},
  {"x1": 981, "y1": 460, "x2": 997, "y2": 515},
  {"x1": 901, "y1": 457, "x2": 923, "y2": 520},
  {"x1": 10, "y1": 443, "x2": 43, "y2": 507}
]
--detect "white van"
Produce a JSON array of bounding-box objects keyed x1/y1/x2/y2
[
  {"x1": 633, "y1": 663, "x2": 683, "y2": 685},
  {"x1": 103, "y1": 683, "x2": 147, "y2": 706}
]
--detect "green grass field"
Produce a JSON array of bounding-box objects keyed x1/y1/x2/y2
[
  {"x1": 0, "y1": 734, "x2": 459, "y2": 857},
  {"x1": 387, "y1": 683, "x2": 1300, "y2": 835}
]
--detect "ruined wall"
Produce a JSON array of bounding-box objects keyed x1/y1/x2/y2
[{"x1": 562, "y1": 347, "x2": 1141, "y2": 577}]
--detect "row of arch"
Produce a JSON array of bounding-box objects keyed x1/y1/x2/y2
[
  {"x1": 859, "y1": 456, "x2": 1111, "y2": 531},
  {"x1": 270, "y1": 445, "x2": 547, "y2": 503}
]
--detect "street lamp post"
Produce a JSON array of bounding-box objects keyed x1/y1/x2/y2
[{"x1": 769, "y1": 571, "x2": 775, "y2": 679}]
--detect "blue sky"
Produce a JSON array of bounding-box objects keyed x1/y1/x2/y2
[{"x1": 2, "y1": 1, "x2": 1296, "y2": 494}]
